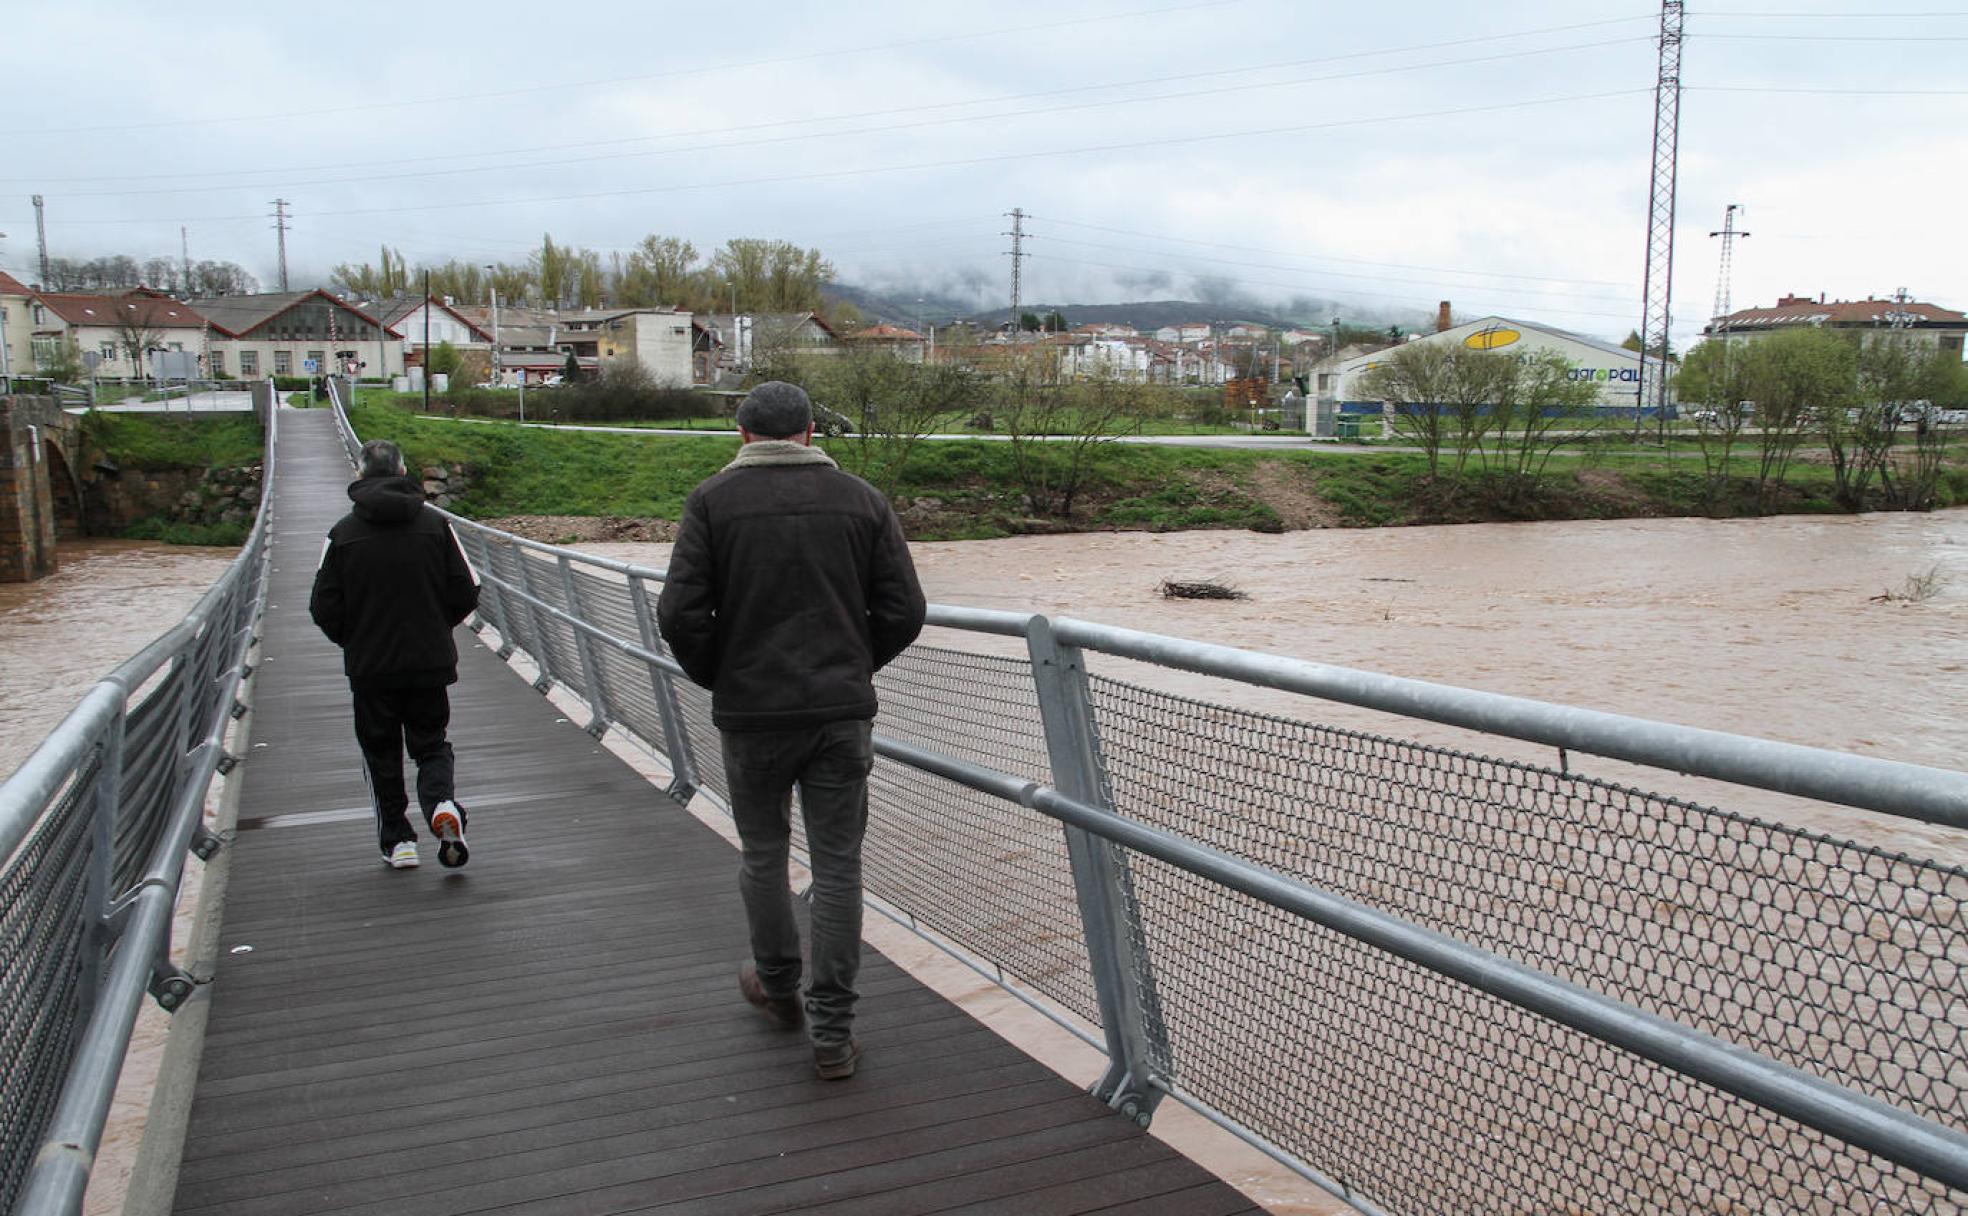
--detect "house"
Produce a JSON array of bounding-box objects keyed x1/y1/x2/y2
[
  {"x1": 1071, "y1": 322, "x2": 1139, "y2": 340},
  {"x1": 1050, "y1": 334, "x2": 1149, "y2": 381},
  {"x1": 1154, "y1": 323, "x2": 1212, "y2": 344},
  {"x1": 846, "y1": 324, "x2": 928, "y2": 364},
  {"x1": 367, "y1": 296, "x2": 493, "y2": 364},
  {"x1": 26, "y1": 288, "x2": 212, "y2": 381},
  {"x1": 750, "y1": 312, "x2": 844, "y2": 364},
  {"x1": 192, "y1": 290, "x2": 404, "y2": 380},
  {"x1": 555, "y1": 307, "x2": 695, "y2": 386},
  {"x1": 1706, "y1": 293, "x2": 1966, "y2": 360},
  {"x1": 0, "y1": 271, "x2": 32, "y2": 383}
]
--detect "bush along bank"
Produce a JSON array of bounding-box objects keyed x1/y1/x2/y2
[{"x1": 341, "y1": 397, "x2": 1966, "y2": 543}]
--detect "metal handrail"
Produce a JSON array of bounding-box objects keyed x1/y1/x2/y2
[{"x1": 2, "y1": 378, "x2": 276, "y2": 1216}]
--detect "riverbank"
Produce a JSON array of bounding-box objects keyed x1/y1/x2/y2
[{"x1": 336, "y1": 398, "x2": 1965, "y2": 542}]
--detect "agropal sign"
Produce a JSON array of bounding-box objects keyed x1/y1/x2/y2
[{"x1": 1461, "y1": 326, "x2": 1641, "y2": 385}]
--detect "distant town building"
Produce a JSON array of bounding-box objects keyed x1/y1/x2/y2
[
  {"x1": 1706, "y1": 293, "x2": 1966, "y2": 360},
  {"x1": 27, "y1": 288, "x2": 211, "y2": 380},
  {"x1": 1332, "y1": 315, "x2": 1671, "y2": 416},
  {"x1": 0, "y1": 271, "x2": 33, "y2": 381},
  {"x1": 556, "y1": 307, "x2": 695, "y2": 386},
  {"x1": 366, "y1": 296, "x2": 493, "y2": 363},
  {"x1": 193, "y1": 290, "x2": 404, "y2": 380},
  {"x1": 1154, "y1": 323, "x2": 1212, "y2": 344},
  {"x1": 847, "y1": 323, "x2": 929, "y2": 363}
]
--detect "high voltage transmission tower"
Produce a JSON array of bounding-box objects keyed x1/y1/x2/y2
[
  {"x1": 270, "y1": 199, "x2": 291, "y2": 292},
  {"x1": 1004, "y1": 207, "x2": 1027, "y2": 342},
  {"x1": 1635, "y1": 0, "x2": 1684, "y2": 441},
  {"x1": 32, "y1": 194, "x2": 48, "y2": 286},
  {"x1": 1708, "y1": 203, "x2": 1749, "y2": 344}
]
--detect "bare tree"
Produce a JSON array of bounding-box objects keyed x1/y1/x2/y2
[
  {"x1": 996, "y1": 354, "x2": 1140, "y2": 517},
  {"x1": 109, "y1": 301, "x2": 166, "y2": 382}
]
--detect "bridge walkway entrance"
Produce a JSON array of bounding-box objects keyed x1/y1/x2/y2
[{"x1": 170, "y1": 408, "x2": 1259, "y2": 1215}]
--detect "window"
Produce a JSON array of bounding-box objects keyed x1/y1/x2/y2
[
  {"x1": 100, "y1": 342, "x2": 117, "y2": 363},
  {"x1": 240, "y1": 350, "x2": 259, "y2": 375},
  {"x1": 32, "y1": 305, "x2": 45, "y2": 323},
  {"x1": 168, "y1": 341, "x2": 183, "y2": 352},
  {"x1": 31, "y1": 337, "x2": 61, "y2": 369},
  {"x1": 307, "y1": 349, "x2": 325, "y2": 371},
  {"x1": 209, "y1": 349, "x2": 226, "y2": 375},
  {"x1": 273, "y1": 350, "x2": 291, "y2": 375}
]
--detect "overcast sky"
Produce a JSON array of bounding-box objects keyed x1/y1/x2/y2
[{"x1": 3, "y1": 1, "x2": 1962, "y2": 347}]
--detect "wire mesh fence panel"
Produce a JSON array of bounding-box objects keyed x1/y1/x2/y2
[
  {"x1": 669, "y1": 677, "x2": 727, "y2": 807},
  {"x1": 517, "y1": 551, "x2": 584, "y2": 695},
  {"x1": 0, "y1": 758, "x2": 101, "y2": 1216},
  {"x1": 1087, "y1": 673, "x2": 1968, "y2": 1215},
  {"x1": 478, "y1": 539, "x2": 533, "y2": 661},
  {"x1": 568, "y1": 567, "x2": 666, "y2": 743},
  {"x1": 868, "y1": 646, "x2": 1098, "y2": 1023},
  {"x1": 111, "y1": 683, "x2": 184, "y2": 894}
]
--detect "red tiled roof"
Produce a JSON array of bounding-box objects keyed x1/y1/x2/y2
[
  {"x1": 31, "y1": 292, "x2": 209, "y2": 329},
  {"x1": 0, "y1": 271, "x2": 32, "y2": 296},
  {"x1": 1720, "y1": 295, "x2": 1967, "y2": 329},
  {"x1": 850, "y1": 324, "x2": 923, "y2": 341}
]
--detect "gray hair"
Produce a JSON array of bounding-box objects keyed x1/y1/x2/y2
[
  {"x1": 358, "y1": 439, "x2": 406, "y2": 478},
  {"x1": 734, "y1": 381, "x2": 813, "y2": 439}
]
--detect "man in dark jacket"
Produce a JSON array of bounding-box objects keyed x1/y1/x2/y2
[
  {"x1": 657, "y1": 381, "x2": 925, "y2": 1080},
  {"x1": 310, "y1": 439, "x2": 480, "y2": 870}
]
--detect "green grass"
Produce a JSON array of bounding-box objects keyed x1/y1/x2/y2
[
  {"x1": 82, "y1": 411, "x2": 263, "y2": 468},
  {"x1": 342, "y1": 394, "x2": 1965, "y2": 539}
]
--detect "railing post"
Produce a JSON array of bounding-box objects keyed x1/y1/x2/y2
[
  {"x1": 76, "y1": 703, "x2": 126, "y2": 1026},
  {"x1": 509, "y1": 547, "x2": 558, "y2": 691},
  {"x1": 628, "y1": 574, "x2": 699, "y2": 804},
  {"x1": 1026, "y1": 616, "x2": 1166, "y2": 1125},
  {"x1": 556, "y1": 554, "x2": 610, "y2": 737}
]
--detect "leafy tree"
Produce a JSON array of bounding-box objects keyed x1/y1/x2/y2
[
  {"x1": 618, "y1": 235, "x2": 700, "y2": 309},
  {"x1": 1674, "y1": 337, "x2": 1756, "y2": 509},
  {"x1": 995, "y1": 353, "x2": 1140, "y2": 517},
  {"x1": 1360, "y1": 342, "x2": 1513, "y2": 476},
  {"x1": 1738, "y1": 328, "x2": 1856, "y2": 506},
  {"x1": 1018, "y1": 312, "x2": 1043, "y2": 333},
  {"x1": 425, "y1": 340, "x2": 463, "y2": 378},
  {"x1": 1043, "y1": 310, "x2": 1068, "y2": 333},
  {"x1": 535, "y1": 233, "x2": 573, "y2": 310},
  {"x1": 710, "y1": 239, "x2": 834, "y2": 314},
  {"x1": 562, "y1": 351, "x2": 581, "y2": 383},
  {"x1": 1481, "y1": 350, "x2": 1601, "y2": 494}
]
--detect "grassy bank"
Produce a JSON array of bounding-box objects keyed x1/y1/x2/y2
[{"x1": 346, "y1": 396, "x2": 1968, "y2": 541}]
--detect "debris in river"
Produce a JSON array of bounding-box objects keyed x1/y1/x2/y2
[{"x1": 1158, "y1": 579, "x2": 1248, "y2": 601}]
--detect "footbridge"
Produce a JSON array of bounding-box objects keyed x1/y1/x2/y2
[{"x1": 5, "y1": 383, "x2": 1968, "y2": 1215}]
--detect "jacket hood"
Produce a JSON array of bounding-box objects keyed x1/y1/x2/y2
[{"x1": 348, "y1": 474, "x2": 427, "y2": 525}]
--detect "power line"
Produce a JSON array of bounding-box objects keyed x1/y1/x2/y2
[
  {"x1": 16, "y1": 35, "x2": 1657, "y2": 201},
  {"x1": 1030, "y1": 217, "x2": 1637, "y2": 290},
  {"x1": 11, "y1": 0, "x2": 1251, "y2": 137},
  {"x1": 25, "y1": 88, "x2": 1651, "y2": 228},
  {"x1": 4, "y1": 13, "x2": 1655, "y2": 187}
]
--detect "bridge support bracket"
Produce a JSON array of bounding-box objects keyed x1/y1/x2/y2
[
  {"x1": 584, "y1": 715, "x2": 609, "y2": 740},
  {"x1": 531, "y1": 674, "x2": 554, "y2": 693},
  {"x1": 229, "y1": 699, "x2": 249, "y2": 720},
  {"x1": 495, "y1": 642, "x2": 515, "y2": 660},
  {"x1": 665, "y1": 779, "x2": 698, "y2": 807},
  {"x1": 1090, "y1": 1073, "x2": 1161, "y2": 1129},
  {"x1": 189, "y1": 824, "x2": 226, "y2": 861},
  {"x1": 215, "y1": 752, "x2": 243, "y2": 776},
  {"x1": 147, "y1": 963, "x2": 203, "y2": 1013}
]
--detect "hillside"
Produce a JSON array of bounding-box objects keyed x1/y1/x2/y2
[{"x1": 824, "y1": 282, "x2": 1428, "y2": 336}]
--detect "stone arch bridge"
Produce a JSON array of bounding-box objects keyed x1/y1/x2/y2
[{"x1": 0, "y1": 394, "x2": 85, "y2": 582}]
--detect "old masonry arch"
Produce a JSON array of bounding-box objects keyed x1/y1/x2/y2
[{"x1": 0, "y1": 395, "x2": 86, "y2": 582}]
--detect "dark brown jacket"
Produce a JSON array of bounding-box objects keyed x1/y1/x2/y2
[{"x1": 656, "y1": 443, "x2": 925, "y2": 731}]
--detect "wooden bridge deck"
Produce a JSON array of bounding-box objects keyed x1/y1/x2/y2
[{"x1": 170, "y1": 408, "x2": 1261, "y2": 1215}]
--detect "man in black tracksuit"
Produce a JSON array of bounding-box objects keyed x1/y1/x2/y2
[
  {"x1": 657, "y1": 381, "x2": 925, "y2": 1080},
  {"x1": 310, "y1": 439, "x2": 480, "y2": 870}
]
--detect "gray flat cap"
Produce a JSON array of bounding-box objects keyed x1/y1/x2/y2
[{"x1": 734, "y1": 381, "x2": 813, "y2": 439}]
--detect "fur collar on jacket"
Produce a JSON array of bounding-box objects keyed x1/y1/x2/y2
[{"x1": 723, "y1": 439, "x2": 838, "y2": 471}]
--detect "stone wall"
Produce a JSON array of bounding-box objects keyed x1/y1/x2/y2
[
  {"x1": 0, "y1": 395, "x2": 75, "y2": 582},
  {"x1": 81, "y1": 463, "x2": 264, "y2": 535}
]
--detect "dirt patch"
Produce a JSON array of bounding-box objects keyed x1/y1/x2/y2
[
  {"x1": 1573, "y1": 467, "x2": 1658, "y2": 514},
  {"x1": 1247, "y1": 459, "x2": 1342, "y2": 529},
  {"x1": 480, "y1": 515, "x2": 677, "y2": 544}
]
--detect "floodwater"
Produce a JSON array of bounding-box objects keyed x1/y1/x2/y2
[
  {"x1": 583, "y1": 509, "x2": 1968, "y2": 859},
  {"x1": 0, "y1": 539, "x2": 237, "y2": 775}
]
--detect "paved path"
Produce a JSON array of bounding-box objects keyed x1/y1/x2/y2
[{"x1": 170, "y1": 407, "x2": 1259, "y2": 1215}]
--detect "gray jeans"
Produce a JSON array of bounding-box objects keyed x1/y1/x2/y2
[{"x1": 720, "y1": 719, "x2": 873, "y2": 1046}]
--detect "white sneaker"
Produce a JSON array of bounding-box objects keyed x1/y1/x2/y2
[
  {"x1": 385, "y1": 840, "x2": 420, "y2": 869},
  {"x1": 431, "y1": 801, "x2": 469, "y2": 868}
]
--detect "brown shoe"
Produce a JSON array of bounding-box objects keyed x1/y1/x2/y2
[
  {"x1": 739, "y1": 961, "x2": 803, "y2": 1030},
  {"x1": 814, "y1": 1037, "x2": 862, "y2": 1080}
]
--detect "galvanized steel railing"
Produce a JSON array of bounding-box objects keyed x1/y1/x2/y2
[
  {"x1": 351, "y1": 383, "x2": 1968, "y2": 1209},
  {"x1": 1, "y1": 380, "x2": 275, "y2": 1216}
]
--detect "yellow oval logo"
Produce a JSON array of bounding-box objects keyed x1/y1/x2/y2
[{"x1": 1464, "y1": 328, "x2": 1521, "y2": 350}]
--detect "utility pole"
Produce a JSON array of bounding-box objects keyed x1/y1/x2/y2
[
  {"x1": 181, "y1": 226, "x2": 193, "y2": 297},
  {"x1": 1634, "y1": 0, "x2": 1685, "y2": 443},
  {"x1": 423, "y1": 271, "x2": 432, "y2": 414},
  {"x1": 270, "y1": 199, "x2": 291, "y2": 292},
  {"x1": 32, "y1": 195, "x2": 49, "y2": 286},
  {"x1": 486, "y1": 265, "x2": 502, "y2": 393},
  {"x1": 1004, "y1": 207, "x2": 1027, "y2": 343}
]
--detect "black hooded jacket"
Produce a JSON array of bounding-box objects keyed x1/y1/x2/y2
[{"x1": 309, "y1": 474, "x2": 479, "y2": 689}]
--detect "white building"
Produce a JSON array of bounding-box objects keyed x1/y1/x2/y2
[{"x1": 1332, "y1": 315, "x2": 1671, "y2": 413}]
